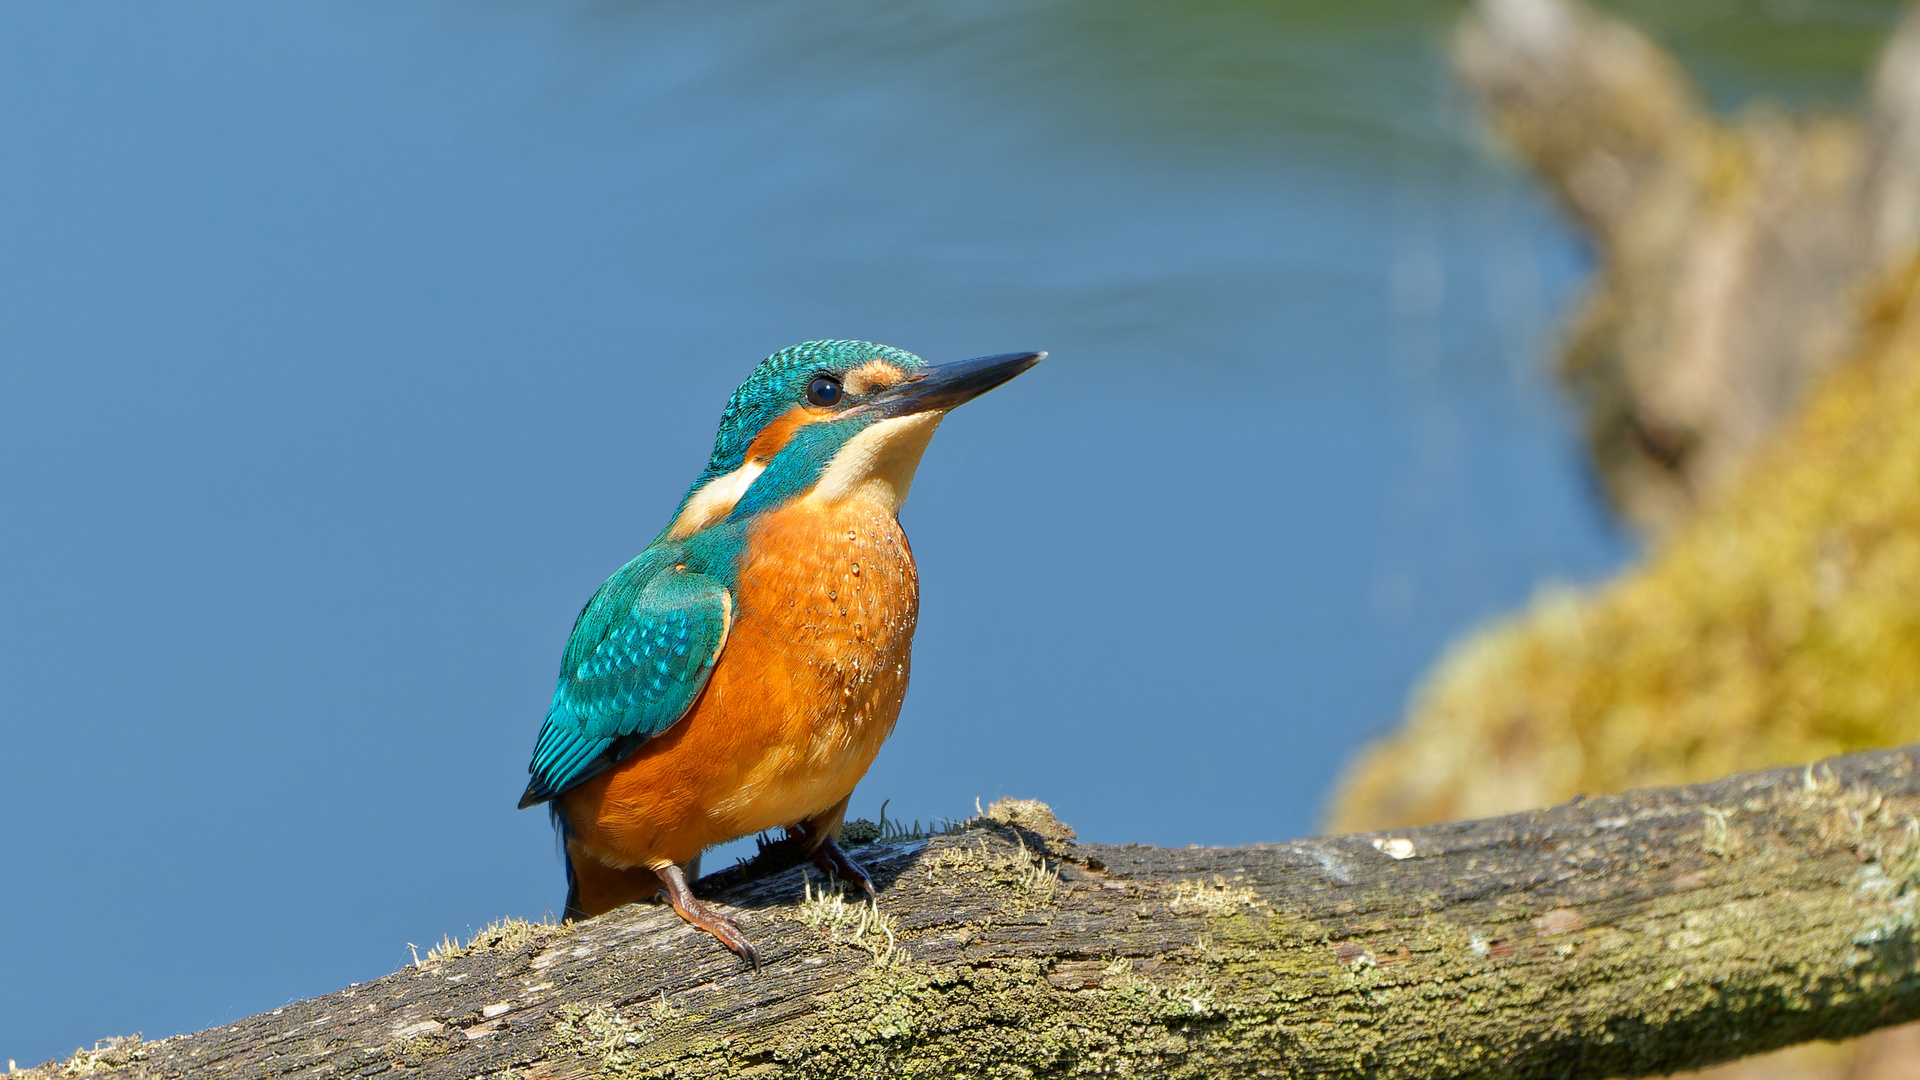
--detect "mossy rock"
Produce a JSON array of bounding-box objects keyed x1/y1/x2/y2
[{"x1": 1329, "y1": 258, "x2": 1920, "y2": 834}]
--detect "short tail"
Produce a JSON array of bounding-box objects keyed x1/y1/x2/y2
[
  {"x1": 551, "y1": 804, "x2": 679, "y2": 920},
  {"x1": 563, "y1": 848, "x2": 586, "y2": 922},
  {"x1": 548, "y1": 805, "x2": 587, "y2": 921}
]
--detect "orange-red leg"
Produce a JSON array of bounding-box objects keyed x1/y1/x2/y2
[{"x1": 657, "y1": 863, "x2": 760, "y2": 969}]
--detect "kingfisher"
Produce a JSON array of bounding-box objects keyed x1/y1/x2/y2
[{"x1": 518, "y1": 339, "x2": 1042, "y2": 965}]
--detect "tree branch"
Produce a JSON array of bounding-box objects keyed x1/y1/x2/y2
[
  {"x1": 31, "y1": 745, "x2": 1920, "y2": 1079},
  {"x1": 1453, "y1": 0, "x2": 1920, "y2": 534}
]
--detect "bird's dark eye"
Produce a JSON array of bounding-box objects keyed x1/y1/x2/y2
[{"x1": 806, "y1": 375, "x2": 843, "y2": 407}]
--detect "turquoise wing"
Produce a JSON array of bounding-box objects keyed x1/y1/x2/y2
[{"x1": 518, "y1": 559, "x2": 732, "y2": 807}]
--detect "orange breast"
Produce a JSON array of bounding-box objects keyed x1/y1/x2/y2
[{"x1": 560, "y1": 493, "x2": 919, "y2": 870}]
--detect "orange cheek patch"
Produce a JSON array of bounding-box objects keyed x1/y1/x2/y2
[
  {"x1": 670, "y1": 405, "x2": 837, "y2": 539},
  {"x1": 743, "y1": 406, "x2": 828, "y2": 464}
]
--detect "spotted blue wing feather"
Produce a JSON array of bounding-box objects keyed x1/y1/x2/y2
[{"x1": 519, "y1": 558, "x2": 731, "y2": 807}]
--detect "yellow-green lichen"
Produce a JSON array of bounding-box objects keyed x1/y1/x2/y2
[
  {"x1": 793, "y1": 870, "x2": 905, "y2": 966},
  {"x1": 764, "y1": 954, "x2": 1253, "y2": 1078},
  {"x1": 551, "y1": 997, "x2": 731, "y2": 1079},
  {"x1": 1167, "y1": 877, "x2": 1267, "y2": 918},
  {"x1": 920, "y1": 834, "x2": 1060, "y2": 909}
]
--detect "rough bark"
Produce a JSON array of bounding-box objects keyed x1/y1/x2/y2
[
  {"x1": 1455, "y1": 0, "x2": 1920, "y2": 534},
  {"x1": 28, "y1": 746, "x2": 1920, "y2": 1080}
]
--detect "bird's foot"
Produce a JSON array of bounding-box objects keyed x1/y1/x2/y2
[
  {"x1": 809, "y1": 839, "x2": 877, "y2": 903},
  {"x1": 657, "y1": 863, "x2": 759, "y2": 970}
]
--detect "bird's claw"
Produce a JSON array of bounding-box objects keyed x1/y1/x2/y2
[
  {"x1": 658, "y1": 863, "x2": 760, "y2": 970},
  {"x1": 692, "y1": 909, "x2": 760, "y2": 971},
  {"x1": 810, "y1": 839, "x2": 878, "y2": 903}
]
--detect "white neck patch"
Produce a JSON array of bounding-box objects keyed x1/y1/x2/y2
[{"x1": 668, "y1": 460, "x2": 767, "y2": 539}]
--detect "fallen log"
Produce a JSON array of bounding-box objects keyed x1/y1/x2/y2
[{"x1": 31, "y1": 745, "x2": 1920, "y2": 1079}]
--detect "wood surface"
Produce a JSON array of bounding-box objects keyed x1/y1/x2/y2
[{"x1": 28, "y1": 745, "x2": 1920, "y2": 1078}]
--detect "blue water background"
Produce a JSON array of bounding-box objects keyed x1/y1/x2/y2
[{"x1": 0, "y1": 0, "x2": 1897, "y2": 1063}]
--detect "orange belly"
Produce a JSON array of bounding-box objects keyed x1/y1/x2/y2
[{"x1": 560, "y1": 493, "x2": 919, "y2": 873}]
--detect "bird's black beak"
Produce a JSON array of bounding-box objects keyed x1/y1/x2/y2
[{"x1": 867, "y1": 351, "x2": 1045, "y2": 417}]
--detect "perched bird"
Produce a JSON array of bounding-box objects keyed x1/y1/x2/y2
[{"x1": 518, "y1": 339, "x2": 1041, "y2": 964}]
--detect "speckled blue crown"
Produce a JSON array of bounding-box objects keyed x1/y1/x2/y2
[{"x1": 703, "y1": 340, "x2": 926, "y2": 477}]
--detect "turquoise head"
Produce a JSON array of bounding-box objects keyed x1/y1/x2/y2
[{"x1": 666, "y1": 340, "x2": 1041, "y2": 539}]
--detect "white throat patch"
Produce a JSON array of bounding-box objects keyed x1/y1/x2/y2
[{"x1": 806, "y1": 412, "x2": 946, "y2": 514}]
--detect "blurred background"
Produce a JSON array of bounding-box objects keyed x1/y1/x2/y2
[{"x1": 0, "y1": 0, "x2": 1907, "y2": 1067}]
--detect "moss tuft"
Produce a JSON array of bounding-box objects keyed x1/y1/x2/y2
[
  {"x1": 838, "y1": 818, "x2": 882, "y2": 845},
  {"x1": 15, "y1": 1036, "x2": 149, "y2": 1078},
  {"x1": 983, "y1": 798, "x2": 1077, "y2": 845},
  {"x1": 413, "y1": 914, "x2": 572, "y2": 967}
]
